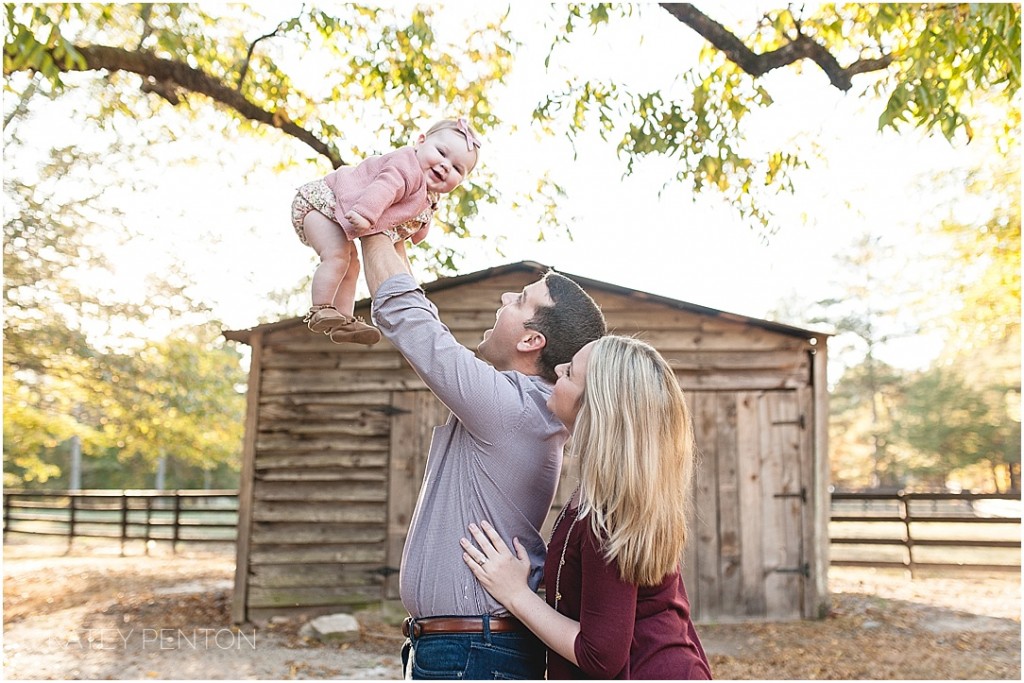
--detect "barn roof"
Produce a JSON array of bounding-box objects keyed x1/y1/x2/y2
[{"x1": 223, "y1": 260, "x2": 830, "y2": 344}]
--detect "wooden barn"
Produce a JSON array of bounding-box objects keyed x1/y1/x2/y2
[{"x1": 223, "y1": 261, "x2": 831, "y2": 625}]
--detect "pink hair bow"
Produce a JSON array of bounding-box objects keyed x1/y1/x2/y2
[{"x1": 456, "y1": 117, "x2": 482, "y2": 151}]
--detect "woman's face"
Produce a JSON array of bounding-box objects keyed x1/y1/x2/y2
[{"x1": 547, "y1": 340, "x2": 595, "y2": 429}]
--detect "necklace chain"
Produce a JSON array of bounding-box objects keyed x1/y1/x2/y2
[{"x1": 550, "y1": 486, "x2": 581, "y2": 612}]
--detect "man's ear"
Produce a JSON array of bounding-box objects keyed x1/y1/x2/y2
[{"x1": 517, "y1": 330, "x2": 546, "y2": 353}]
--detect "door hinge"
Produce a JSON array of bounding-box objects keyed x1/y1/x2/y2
[
  {"x1": 372, "y1": 405, "x2": 412, "y2": 416},
  {"x1": 368, "y1": 565, "x2": 401, "y2": 577},
  {"x1": 773, "y1": 486, "x2": 807, "y2": 503},
  {"x1": 773, "y1": 563, "x2": 810, "y2": 578},
  {"x1": 772, "y1": 414, "x2": 806, "y2": 429}
]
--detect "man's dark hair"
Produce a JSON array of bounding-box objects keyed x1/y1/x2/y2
[{"x1": 526, "y1": 270, "x2": 607, "y2": 383}]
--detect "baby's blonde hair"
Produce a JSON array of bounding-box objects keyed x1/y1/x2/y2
[{"x1": 572, "y1": 335, "x2": 696, "y2": 586}]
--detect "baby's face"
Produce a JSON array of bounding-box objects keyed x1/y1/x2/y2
[{"x1": 415, "y1": 128, "x2": 478, "y2": 194}]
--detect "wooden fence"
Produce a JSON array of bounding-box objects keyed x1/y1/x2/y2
[
  {"x1": 830, "y1": 490, "x2": 1021, "y2": 573},
  {"x1": 2, "y1": 489, "x2": 238, "y2": 553},
  {"x1": 5, "y1": 488, "x2": 1019, "y2": 572}
]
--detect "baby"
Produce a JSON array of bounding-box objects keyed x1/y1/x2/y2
[{"x1": 291, "y1": 118, "x2": 481, "y2": 344}]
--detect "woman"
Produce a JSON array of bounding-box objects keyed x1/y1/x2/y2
[{"x1": 461, "y1": 335, "x2": 711, "y2": 679}]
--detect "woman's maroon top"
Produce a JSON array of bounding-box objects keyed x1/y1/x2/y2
[{"x1": 544, "y1": 502, "x2": 712, "y2": 680}]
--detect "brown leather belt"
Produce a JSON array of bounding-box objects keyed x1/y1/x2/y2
[{"x1": 402, "y1": 616, "x2": 527, "y2": 638}]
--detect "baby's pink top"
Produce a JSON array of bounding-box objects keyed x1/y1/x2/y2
[{"x1": 323, "y1": 146, "x2": 431, "y2": 245}]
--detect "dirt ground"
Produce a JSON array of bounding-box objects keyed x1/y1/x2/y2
[{"x1": 2, "y1": 536, "x2": 1020, "y2": 680}]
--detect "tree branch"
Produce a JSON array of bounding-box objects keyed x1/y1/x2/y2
[
  {"x1": 9, "y1": 42, "x2": 345, "y2": 168},
  {"x1": 659, "y1": 3, "x2": 893, "y2": 91},
  {"x1": 236, "y1": 24, "x2": 284, "y2": 91}
]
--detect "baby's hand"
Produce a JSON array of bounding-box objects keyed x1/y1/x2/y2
[{"x1": 345, "y1": 211, "x2": 371, "y2": 231}]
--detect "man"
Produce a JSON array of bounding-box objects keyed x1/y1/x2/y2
[{"x1": 359, "y1": 233, "x2": 607, "y2": 679}]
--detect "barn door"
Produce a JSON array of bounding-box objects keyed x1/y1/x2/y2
[
  {"x1": 384, "y1": 390, "x2": 450, "y2": 599},
  {"x1": 689, "y1": 390, "x2": 809, "y2": 622}
]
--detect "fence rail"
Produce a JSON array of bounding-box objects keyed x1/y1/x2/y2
[
  {"x1": 3, "y1": 489, "x2": 238, "y2": 554},
  {"x1": 829, "y1": 490, "x2": 1021, "y2": 573}
]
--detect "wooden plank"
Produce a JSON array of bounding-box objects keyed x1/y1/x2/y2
[
  {"x1": 258, "y1": 403, "x2": 398, "y2": 422},
  {"x1": 256, "y1": 468, "x2": 387, "y2": 482},
  {"x1": 250, "y1": 522, "x2": 385, "y2": 545},
  {"x1": 259, "y1": 391, "x2": 392, "y2": 406},
  {"x1": 255, "y1": 453, "x2": 386, "y2": 473},
  {"x1": 387, "y1": 392, "x2": 421, "y2": 599},
  {"x1": 759, "y1": 392, "x2": 784, "y2": 619},
  {"x1": 262, "y1": 337, "x2": 398, "y2": 353},
  {"x1": 249, "y1": 543, "x2": 385, "y2": 565},
  {"x1": 661, "y1": 350, "x2": 810, "y2": 372},
  {"x1": 736, "y1": 391, "x2": 766, "y2": 617},
  {"x1": 249, "y1": 563, "x2": 385, "y2": 588},
  {"x1": 797, "y1": 384, "x2": 815, "y2": 620},
  {"x1": 261, "y1": 352, "x2": 404, "y2": 370},
  {"x1": 716, "y1": 393, "x2": 743, "y2": 617},
  {"x1": 692, "y1": 392, "x2": 720, "y2": 621},
  {"x1": 600, "y1": 309, "x2": 707, "y2": 329},
  {"x1": 261, "y1": 367, "x2": 411, "y2": 383},
  {"x1": 682, "y1": 416, "x2": 700, "y2": 612},
  {"x1": 257, "y1": 420, "x2": 390, "y2": 437},
  {"x1": 252, "y1": 501, "x2": 385, "y2": 524},
  {"x1": 673, "y1": 370, "x2": 810, "y2": 392},
  {"x1": 782, "y1": 391, "x2": 806, "y2": 620},
  {"x1": 762, "y1": 392, "x2": 803, "y2": 620},
  {"x1": 629, "y1": 329, "x2": 808, "y2": 352},
  {"x1": 261, "y1": 319, "x2": 392, "y2": 344},
  {"x1": 810, "y1": 343, "x2": 831, "y2": 618},
  {"x1": 254, "y1": 452, "x2": 388, "y2": 469},
  {"x1": 261, "y1": 378, "x2": 428, "y2": 395},
  {"x1": 254, "y1": 480, "x2": 386, "y2": 503},
  {"x1": 260, "y1": 368, "x2": 424, "y2": 394},
  {"x1": 232, "y1": 330, "x2": 263, "y2": 624},
  {"x1": 247, "y1": 584, "x2": 383, "y2": 609},
  {"x1": 385, "y1": 390, "x2": 451, "y2": 598},
  {"x1": 255, "y1": 442, "x2": 390, "y2": 459}
]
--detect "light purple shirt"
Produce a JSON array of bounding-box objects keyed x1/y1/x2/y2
[{"x1": 372, "y1": 274, "x2": 567, "y2": 617}]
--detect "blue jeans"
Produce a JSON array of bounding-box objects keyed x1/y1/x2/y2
[{"x1": 402, "y1": 617, "x2": 545, "y2": 680}]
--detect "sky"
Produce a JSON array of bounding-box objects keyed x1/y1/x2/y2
[{"x1": 7, "y1": 2, "x2": 1000, "y2": 377}]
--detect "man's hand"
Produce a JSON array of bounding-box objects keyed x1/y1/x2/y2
[{"x1": 359, "y1": 233, "x2": 410, "y2": 295}]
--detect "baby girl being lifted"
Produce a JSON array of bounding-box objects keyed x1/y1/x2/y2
[{"x1": 291, "y1": 118, "x2": 481, "y2": 344}]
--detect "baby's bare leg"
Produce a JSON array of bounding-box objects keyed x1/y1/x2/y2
[
  {"x1": 303, "y1": 211, "x2": 352, "y2": 309},
  {"x1": 333, "y1": 242, "x2": 360, "y2": 317}
]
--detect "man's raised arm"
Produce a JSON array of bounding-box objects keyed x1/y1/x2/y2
[{"x1": 360, "y1": 233, "x2": 412, "y2": 295}]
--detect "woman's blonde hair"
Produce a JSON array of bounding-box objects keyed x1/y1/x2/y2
[{"x1": 571, "y1": 335, "x2": 696, "y2": 586}]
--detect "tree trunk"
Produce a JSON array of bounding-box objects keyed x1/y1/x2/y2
[
  {"x1": 69, "y1": 435, "x2": 82, "y2": 490},
  {"x1": 155, "y1": 454, "x2": 168, "y2": 491}
]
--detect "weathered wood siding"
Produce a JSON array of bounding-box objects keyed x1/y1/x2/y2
[
  {"x1": 545, "y1": 286, "x2": 820, "y2": 622},
  {"x1": 232, "y1": 266, "x2": 826, "y2": 624},
  {"x1": 242, "y1": 318, "x2": 397, "y2": 623}
]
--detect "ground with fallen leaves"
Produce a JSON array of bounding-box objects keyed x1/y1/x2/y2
[{"x1": 3, "y1": 536, "x2": 1020, "y2": 680}]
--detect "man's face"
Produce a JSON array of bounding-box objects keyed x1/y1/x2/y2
[{"x1": 477, "y1": 278, "x2": 553, "y2": 370}]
